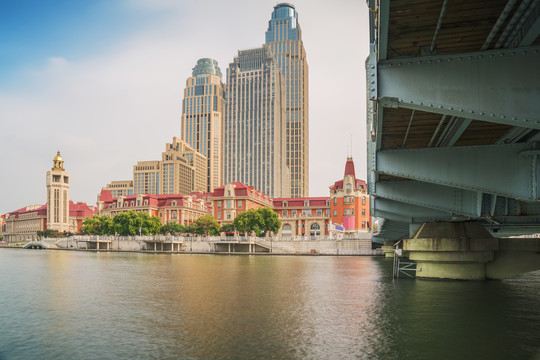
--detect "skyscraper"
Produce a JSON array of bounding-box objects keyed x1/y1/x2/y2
[
  {"x1": 181, "y1": 58, "x2": 226, "y2": 192},
  {"x1": 223, "y1": 47, "x2": 289, "y2": 198},
  {"x1": 264, "y1": 3, "x2": 309, "y2": 197}
]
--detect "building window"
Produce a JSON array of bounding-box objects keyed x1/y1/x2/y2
[
  {"x1": 217, "y1": 201, "x2": 221, "y2": 209},
  {"x1": 144, "y1": 200, "x2": 148, "y2": 205},
  {"x1": 172, "y1": 201, "x2": 177, "y2": 206},
  {"x1": 237, "y1": 200, "x2": 242, "y2": 208},
  {"x1": 362, "y1": 197, "x2": 366, "y2": 205},
  {"x1": 362, "y1": 209, "x2": 366, "y2": 216},
  {"x1": 226, "y1": 212, "x2": 231, "y2": 220},
  {"x1": 226, "y1": 200, "x2": 232, "y2": 208},
  {"x1": 316, "y1": 209, "x2": 322, "y2": 216},
  {"x1": 217, "y1": 211, "x2": 221, "y2": 219},
  {"x1": 292, "y1": 210, "x2": 297, "y2": 216},
  {"x1": 304, "y1": 200, "x2": 309, "y2": 207},
  {"x1": 283, "y1": 201, "x2": 287, "y2": 207},
  {"x1": 283, "y1": 210, "x2": 288, "y2": 216},
  {"x1": 333, "y1": 210, "x2": 336, "y2": 217},
  {"x1": 334, "y1": 198, "x2": 337, "y2": 205},
  {"x1": 172, "y1": 212, "x2": 177, "y2": 219}
]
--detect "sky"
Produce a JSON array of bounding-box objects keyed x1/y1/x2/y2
[{"x1": 0, "y1": 0, "x2": 370, "y2": 214}]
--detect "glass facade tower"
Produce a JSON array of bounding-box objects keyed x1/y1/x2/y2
[
  {"x1": 181, "y1": 58, "x2": 226, "y2": 192},
  {"x1": 264, "y1": 3, "x2": 309, "y2": 197},
  {"x1": 223, "y1": 47, "x2": 289, "y2": 198}
]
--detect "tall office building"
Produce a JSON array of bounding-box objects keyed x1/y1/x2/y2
[
  {"x1": 223, "y1": 47, "x2": 289, "y2": 198},
  {"x1": 264, "y1": 3, "x2": 309, "y2": 197},
  {"x1": 181, "y1": 58, "x2": 226, "y2": 193}
]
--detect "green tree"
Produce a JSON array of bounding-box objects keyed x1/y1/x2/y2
[
  {"x1": 37, "y1": 229, "x2": 64, "y2": 238},
  {"x1": 233, "y1": 211, "x2": 249, "y2": 234},
  {"x1": 139, "y1": 212, "x2": 162, "y2": 235},
  {"x1": 133, "y1": 212, "x2": 161, "y2": 235},
  {"x1": 257, "y1": 207, "x2": 281, "y2": 236},
  {"x1": 220, "y1": 223, "x2": 235, "y2": 234},
  {"x1": 113, "y1": 211, "x2": 138, "y2": 235},
  {"x1": 185, "y1": 224, "x2": 203, "y2": 236},
  {"x1": 160, "y1": 222, "x2": 186, "y2": 235},
  {"x1": 194, "y1": 214, "x2": 220, "y2": 237},
  {"x1": 81, "y1": 215, "x2": 102, "y2": 235},
  {"x1": 100, "y1": 215, "x2": 115, "y2": 235},
  {"x1": 246, "y1": 208, "x2": 264, "y2": 236},
  {"x1": 81, "y1": 215, "x2": 114, "y2": 235},
  {"x1": 111, "y1": 211, "x2": 162, "y2": 235},
  {"x1": 234, "y1": 209, "x2": 265, "y2": 236}
]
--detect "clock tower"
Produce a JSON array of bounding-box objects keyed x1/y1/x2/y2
[{"x1": 46, "y1": 151, "x2": 70, "y2": 232}]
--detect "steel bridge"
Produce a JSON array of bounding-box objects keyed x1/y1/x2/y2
[{"x1": 367, "y1": 0, "x2": 540, "y2": 243}]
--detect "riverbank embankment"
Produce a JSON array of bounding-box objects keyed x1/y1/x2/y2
[{"x1": 1, "y1": 234, "x2": 383, "y2": 256}]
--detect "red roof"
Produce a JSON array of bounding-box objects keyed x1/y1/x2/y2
[
  {"x1": 69, "y1": 201, "x2": 96, "y2": 217},
  {"x1": 101, "y1": 192, "x2": 211, "y2": 210},
  {"x1": 344, "y1": 157, "x2": 356, "y2": 177},
  {"x1": 99, "y1": 189, "x2": 113, "y2": 202},
  {"x1": 329, "y1": 157, "x2": 368, "y2": 191},
  {"x1": 5, "y1": 204, "x2": 47, "y2": 219}
]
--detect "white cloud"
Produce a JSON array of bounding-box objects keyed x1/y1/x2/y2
[
  {"x1": 0, "y1": 0, "x2": 370, "y2": 213},
  {"x1": 47, "y1": 57, "x2": 70, "y2": 70}
]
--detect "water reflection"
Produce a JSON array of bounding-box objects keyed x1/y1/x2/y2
[{"x1": 0, "y1": 250, "x2": 538, "y2": 360}]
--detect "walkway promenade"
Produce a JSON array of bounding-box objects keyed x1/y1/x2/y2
[{"x1": 2, "y1": 234, "x2": 382, "y2": 256}]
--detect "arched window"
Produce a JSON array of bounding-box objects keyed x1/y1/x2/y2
[
  {"x1": 310, "y1": 223, "x2": 320, "y2": 236},
  {"x1": 282, "y1": 224, "x2": 292, "y2": 236}
]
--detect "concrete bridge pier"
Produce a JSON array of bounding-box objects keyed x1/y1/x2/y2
[
  {"x1": 486, "y1": 238, "x2": 540, "y2": 280},
  {"x1": 403, "y1": 222, "x2": 540, "y2": 280}
]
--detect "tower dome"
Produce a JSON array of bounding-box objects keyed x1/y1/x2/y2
[
  {"x1": 192, "y1": 58, "x2": 222, "y2": 78},
  {"x1": 52, "y1": 151, "x2": 64, "y2": 171}
]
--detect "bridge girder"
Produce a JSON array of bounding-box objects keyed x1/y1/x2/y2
[
  {"x1": 376, "y1": 143, "x2": 540, "y2": 201},
  {"x1": 374, "y1": 47, "x2": 540, "y2": 128}
]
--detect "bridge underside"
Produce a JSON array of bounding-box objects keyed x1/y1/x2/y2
[{"x1": 368, "y1": 0, "x2": 540, "y2": 243}]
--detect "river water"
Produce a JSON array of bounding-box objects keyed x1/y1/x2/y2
[{"x1": 0, "y1": 249, "x2": 539, "y2": 360}]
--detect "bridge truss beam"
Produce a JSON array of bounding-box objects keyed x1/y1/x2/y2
[
  {"x1": 376, "y1": 47, "x2": 540, "y2": 128},
  {"x1": 376, "y1": 143, "x2": 540, "y2": 201}
]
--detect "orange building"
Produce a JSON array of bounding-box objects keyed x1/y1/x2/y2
[
  {"x1": 210, "y1": 182, "x2": 273, "y2": 224},
  {"x1": 97, "y1": 189, "x2": 208, "y2": 226},
  {"x1": 329, "y1": 157, "x2": 371, "y2": 233}
]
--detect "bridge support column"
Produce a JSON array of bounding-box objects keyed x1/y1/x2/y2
[
  {"x1": 485, "y1": 238, "x2": 540, "y2": 280},
  {"x1": 404, "y1": 222, "x2": 498, "y2": 280},
  {"x1": 381, "y1": 241, "x2": 396, "y2": 258}
]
